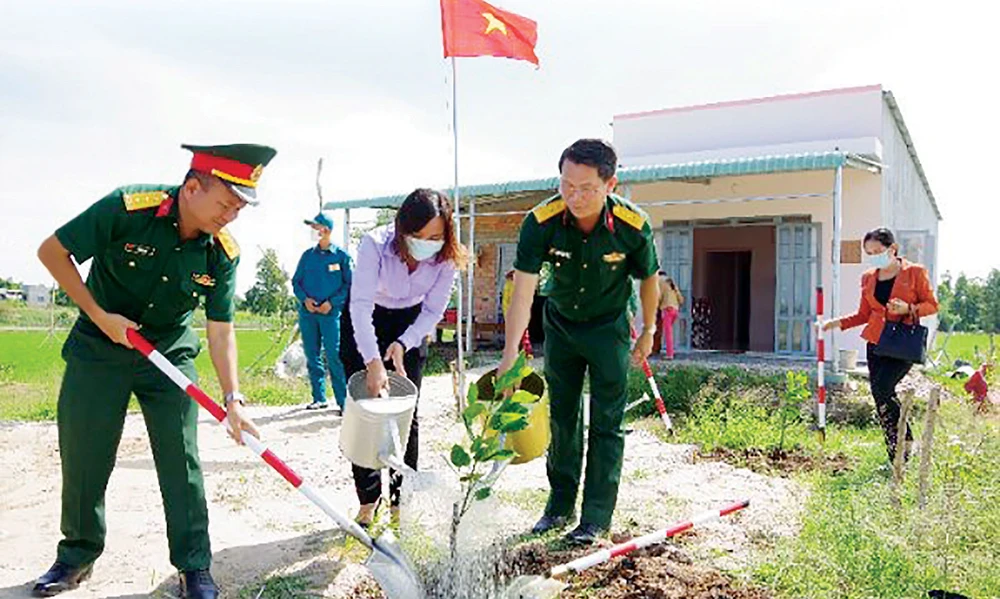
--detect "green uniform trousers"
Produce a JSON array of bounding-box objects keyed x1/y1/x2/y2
[
  {"x1": 542, "y1": 301, "x2": 630, "y2": 530},
  {"x1": 55, "y1": 321, "x2": 210, "y2": 571}
]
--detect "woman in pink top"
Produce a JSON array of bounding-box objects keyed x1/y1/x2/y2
[
  {"x1": 339, "y1": 188, "x2": 467, "y2": 527},
  {"x1": 657, "y1": 272, "x2": 683, "y2": 359}
]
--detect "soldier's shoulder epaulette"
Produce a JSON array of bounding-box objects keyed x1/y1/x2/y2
[
  {"x1": 121, "y1": 187, "x2": 170, "y2": 212},
  {"x1": 610, "y1": 196, "x2": 648, "y2": 231},
  {"x1": 531, "y1": 196, "x2": 566, "y2": 224},
  {"x1": 214, "y1": 228, "x2": 240, "y2": 261}
]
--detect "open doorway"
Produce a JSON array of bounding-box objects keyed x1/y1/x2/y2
[
  {"x1": 705, "y1": 250, "x2": 752, "y2": 352},
  {"x1": 688, "y1": 225, "x2": 775, "y2": 352}
]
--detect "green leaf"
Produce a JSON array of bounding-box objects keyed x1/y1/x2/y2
[
  {"x1": 491, "y1": 412, "x2": 529, "y2": 432},
  {"x1": 462, "y1": 402, "x2": 487, "y2": 425},
  {"x1": 497, "y1": 398, "x2": 530, "y2": 415},
  {"x1": 460, "y1": 473, "x2": 484, "y2": 483},
  {"x1": 471, "y1": 436, "x2": 486, "y2": 456},
  {"x1": 474, "y1": 487, "x2": 492, "y2": 501},
  {"x1": 473, "y1": 436, "x2": 501, "y2": 461},
  {"x1": 498, "y1": 416, "x2": 530, "y2": 433},
  {"x1": 466, "y1": 381, "x2": 479, "y2": 405},
  {"x1": 494, "y1": 352, "x2": 529, "y2": 396},
  {"x1": 510, "y1": 389, "x2": 540, "y2": 404},
  {"x1": 491, "y1": 449, "x2": 516, "y2": 461},
  {"x1": 450, "y1": 444, "x2": 471, "y2": 468}
]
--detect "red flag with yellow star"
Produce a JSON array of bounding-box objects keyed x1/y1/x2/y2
[{"x1": 440, "y1": 0, "x2": 539, "y2": 65}]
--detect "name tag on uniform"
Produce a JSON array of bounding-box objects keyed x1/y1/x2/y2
[
  {"x1": 549, "y1": 247, "x2": 572, "y2": 260},
  {"x1": 192, "y1": 273, "x2": 216, "y2": 287},
  {"x1": 124, "y1": 243, "x2": 156, "y2": 257},
  {"x1": 328, "y1": 263, "x2": 340, "y2": 272},
  {"x1": 602, "y1": 252, "x2": 626, "y2": 263}
]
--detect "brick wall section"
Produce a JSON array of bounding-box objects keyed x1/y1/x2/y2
[{"x1": 459, "y1": 195, "x2": 546, "y2": 325}]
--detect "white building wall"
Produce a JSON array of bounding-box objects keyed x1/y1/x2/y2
[
  {"x1": 878, "y1": 94, "x2": 941, "y2": 347},
  {"x1": 22, "y1": 284, "x2": 50, "y2": 307},
  {"x1": 614, "y1": 85, "x2": 885, "y2": 163},
  {"x1": 880, "y1": 96, "x2": 941, "y2": 283}
]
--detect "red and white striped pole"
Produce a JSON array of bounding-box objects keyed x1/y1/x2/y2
[
  {"x1": 816, "y1": 286, "x2": 827, "y2": 439},
  {"x1": 125, "y1": 329, "x2": 375, "y2": 547},
  {"x1": 631, "y1": 327, "x2": 673, "y2": 432},
  {"x1": 550, "y1": 500, "x2": 750, "y2": 580}
]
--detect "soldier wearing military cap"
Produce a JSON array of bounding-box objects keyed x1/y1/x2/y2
[
  {"x1": 33, "y1": 143, "x2": 277, "y2": 598},
  {"x1": 498, "y1": 138, "x2": 660, "y2": 546}
]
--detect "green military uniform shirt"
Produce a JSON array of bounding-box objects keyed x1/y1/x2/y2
[
  {"x1": 55, "y1": 184, "x2": 240, "y2": 341},
  {"x1": 514, "y1": 193, "x2": 658, "y2": 321}
]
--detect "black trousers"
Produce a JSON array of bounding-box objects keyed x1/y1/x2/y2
[
  {"x1": 340, "y1": 301, "x2": 426, "y2": 506},
  {"x1": 867, "y1": 343, "x2": 914, "y2": 462}
]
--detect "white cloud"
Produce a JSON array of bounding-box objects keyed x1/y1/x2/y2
[{"x1": 1, "y1": 0, "x2": 996, "y2": 299}]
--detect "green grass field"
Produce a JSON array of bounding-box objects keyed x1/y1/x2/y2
[
  {"x1": 0, "y1": 329, "x2": 309, "y2": 421},
  {"x1": 2, "y1": 325, "x2": 998, "y2": 598},
  {"x1": 934, "y1": 331, "x2": 996, "y2": 364}
]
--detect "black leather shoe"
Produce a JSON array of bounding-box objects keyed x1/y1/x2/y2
[
  {"x1": 32, "y1": 562, "x2": 93, "y2": 597},
  {"x1": 565, "y1": 522, "x2": 607, "y2": 545},
  {"x1": 179, "y1": 569, "x2": 219, "y2": 599},
  {"x1": 530, "y1": 513, "x2": 573, "y2": 535}
]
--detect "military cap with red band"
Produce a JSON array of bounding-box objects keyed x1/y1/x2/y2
[{"x1": 182, "y1": 143, "x2": 277, "y2": 205}]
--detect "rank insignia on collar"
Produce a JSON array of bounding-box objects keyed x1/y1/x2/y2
[
  {"x1": 548, "y1": 247, "x2": 572, "y2": 260},
  {"x1": 602, "y1": 252, "x2": 626, "y2": 263},
  {"x1": 124, "y1": 243, "x2": 157, "y2": 257},
  {"x1": 192, "y1": 274, "x2": 216, "y2": 287}
]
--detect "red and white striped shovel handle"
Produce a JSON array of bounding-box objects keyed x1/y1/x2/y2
[
  {"x1": 630, "y1": 327, "x2": 673, "y2": 431},
  {"x1": 125, "y1": 329, "x2": 373, "y2": 546},
  {"x1": 550, "y1": 499, "x2": 749, "y2": 579}
]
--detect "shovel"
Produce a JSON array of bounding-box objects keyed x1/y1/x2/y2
[
  {"x1": 504, "y1": 500, "x2": 749, "y2": 599},
  {"x1": 126, "y1": 329, "x2": 424, "y2": 599}
]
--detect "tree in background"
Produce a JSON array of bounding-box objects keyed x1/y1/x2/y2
[
  {"x1": 935, "y1": 269, "x2": 1000, "y2": 334},
  {"x1": 244, "y1": 249, "x2": 291, "y2": 316},
  {"x1": 53, "y1": 287, "x2": 74, "y2": 307},
  {"x1": 936, "y1": 273, "x2": 955, "y2": 331},
  {"x1": 951, "y1": 273, "x2": 984, "y2": 332},
  {"x1": 979, "y1": 269, "x2": 1000, "y2": 338}
]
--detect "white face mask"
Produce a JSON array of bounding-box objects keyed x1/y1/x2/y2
[
  {"x1": 866, "y1": 249, "x2": 893, "y2": 269},
  {"x1": 406, "y1": 236, "x2": 445, "y2": 261},
  {"x1": 310, "y1": 228, "x2": 322, "y2": 243}
]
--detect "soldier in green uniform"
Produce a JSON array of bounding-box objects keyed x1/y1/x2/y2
[
  {"x1": 498, "y1": 139, "x2": 660, "y2": 545},
  {"x1": 33, "y1": 144, "x2": 277, "y2": 598}
]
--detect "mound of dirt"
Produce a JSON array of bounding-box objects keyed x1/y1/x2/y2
[
  {"x1": 341, "y1": 540, "x2": 773, "y2": 599},
  {"x1": 696, "y1": 447, "x2": 852, "y2": 476}
]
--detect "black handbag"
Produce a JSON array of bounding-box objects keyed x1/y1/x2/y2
[{"x1": 872, "y1": 306, "x2": 927, "y2": 364}]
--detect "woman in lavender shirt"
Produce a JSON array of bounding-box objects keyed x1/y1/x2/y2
[{"x1": 339, "y1": 188, "x2": 467, "y2": 527}]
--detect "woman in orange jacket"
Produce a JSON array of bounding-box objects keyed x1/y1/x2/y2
[{"x1": 822, "y1": 227, "x2": 938, "y2": 463}]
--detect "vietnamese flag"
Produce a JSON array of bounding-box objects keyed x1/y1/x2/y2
[{"x1": 440, "y1": 0, "x2": 539, "y2": 65}]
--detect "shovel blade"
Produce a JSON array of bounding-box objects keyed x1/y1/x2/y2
[
  {"x1": 503, "y1": 575, "x2": 567, "y2": 599},
  {"x1": 364, "y1": 532, "x2": 425, "y2": 599}
]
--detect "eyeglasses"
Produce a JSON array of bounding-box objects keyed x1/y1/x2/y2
[{"x1": 559, "y1": 180, "x2": 604, "y2": 199}]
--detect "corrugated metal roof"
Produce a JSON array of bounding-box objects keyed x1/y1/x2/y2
[{"x1": 323, "y1": 151, "x2": 852, "y2": 210}]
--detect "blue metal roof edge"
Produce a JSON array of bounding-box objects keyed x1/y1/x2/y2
[{"x1": 324, "y1": 151, "x2": 849, "y2": 210}]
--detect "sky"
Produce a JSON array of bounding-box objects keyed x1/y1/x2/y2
[{"x1": 1, "y1": 0, "x2": 997, "y2": 295}]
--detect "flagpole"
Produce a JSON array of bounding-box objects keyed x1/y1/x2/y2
[{"x1": 451, "y1": 55, "x2": 466, "y2": 410}]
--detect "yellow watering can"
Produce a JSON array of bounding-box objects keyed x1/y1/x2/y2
[{"x1": 475, "y1": 368, "x2": 549, "y2": 465}]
